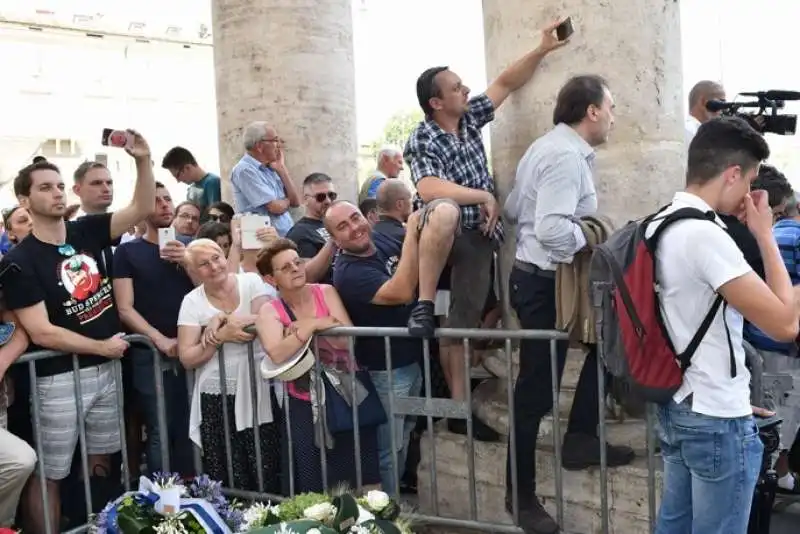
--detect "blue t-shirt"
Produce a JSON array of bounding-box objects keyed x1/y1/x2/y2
[
  {"x1": 187, "y1": 173, "x2": 221, "y2": 210},
  {"x1": 332, "y1": 231, "x2": 422, "y2": 371},
  {"x1": 744, "y1": 218, "x2": 800, "y2": 354},
  {"x1": 113, "y1": 237, "x2": 195, "y2": 338}
]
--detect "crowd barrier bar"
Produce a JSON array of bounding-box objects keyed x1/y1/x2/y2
[{"x1": 10, "y1": 326, "x2": 774, "y2": 534}]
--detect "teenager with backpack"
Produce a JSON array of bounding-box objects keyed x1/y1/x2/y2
[{"x1": 591, "y1": 116, "x2": 800, "y2": 534}]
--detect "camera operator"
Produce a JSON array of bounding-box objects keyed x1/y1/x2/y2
[{"x1": 685, "y1": 80, "x2": 726, "y2": 144}]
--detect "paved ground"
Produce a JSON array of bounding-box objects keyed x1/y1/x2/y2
[{"x1": 771, "y1": 499, "x2": 800, "y2": 533}]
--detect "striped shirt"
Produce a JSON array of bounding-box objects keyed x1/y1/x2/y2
[{"x1": 744, "y1": 218, "x2": 800, "y2": 354}]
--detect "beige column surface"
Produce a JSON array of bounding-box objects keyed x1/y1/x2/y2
[
  {"x1": 482, "y1": 0, "x2": 684, "y2": 324},
  {"x1": 211, "y1": 0, "x2": 359, "y2": 205}
]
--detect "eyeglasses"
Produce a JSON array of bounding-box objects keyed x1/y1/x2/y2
[
  {"x1": 311, "y1": 192, "x2": 337, "y2": 203},
  {"x1": 178, "y1": 212, "x2": 200, "y2": 223},
  {"x1": 208, "y1": 214, "x2": 230, "y2": 223},
  {"x1": 278, "y1": 258, "x2": 305, "y2": 274}
]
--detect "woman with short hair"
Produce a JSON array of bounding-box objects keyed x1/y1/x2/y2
[{"x1": 177, "y1": 238, "x2": 281, "y2": 493}]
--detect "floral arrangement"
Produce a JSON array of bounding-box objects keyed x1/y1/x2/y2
[
  {"x1": 91, "y1": 474, "x2": 411, "y2": 534},
  {"x1": 241, "y1": 488, "x2": 410, "y2": 534},
  {"x1": 92, "y1": 473, "x2": 244, "y2": 534}
]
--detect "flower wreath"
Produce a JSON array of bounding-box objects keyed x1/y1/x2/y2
[
  {"x1": 91, "y1": 474, "x2": 412, "y2": 534},
  {"x1": 241, "y1": 489, "x2": 412, "y2": 534}
]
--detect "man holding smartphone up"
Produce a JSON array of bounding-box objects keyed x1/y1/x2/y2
[
  {"x1": 403, "y1": 19, "x2": 570, "y2": 444},
  {"x1": 0, "y1": 130, "x2": 156, "y2": 534}
]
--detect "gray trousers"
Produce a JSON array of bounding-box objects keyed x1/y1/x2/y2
[{"x1": 0, "y1": 427, "x2": 36, "y2": 526}]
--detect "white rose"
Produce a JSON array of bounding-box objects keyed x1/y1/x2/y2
[
  {"x1": 365, "y1": 490, "x2": 390, "y2": 512},
  {"x1": 303, "y1": 502, "x2": 336, "y2": 522}
]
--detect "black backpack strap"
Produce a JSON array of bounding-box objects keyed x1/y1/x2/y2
[
  {"x1": 646, "y1": 206, "x2": 736, "y2": 375},
  {"x1": 646, "y1": 207, "x2": 717, "y2": 249},
  {"x1": 676, "y1": 294, "x2": 723, "y2": 370}
]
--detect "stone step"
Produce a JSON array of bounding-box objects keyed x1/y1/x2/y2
[
  {"x1": 417, "y1": 421, "x2": 662, "y2": 534},
  {"x1": 480, "y1": 347, "x2": 587, "y2": 388},
  {"x1": 471, "y1": 378, "x2": 650, "y2": 456},
  {"x1": 471, "y1": 376, "x2": 577, "y2": 426}
]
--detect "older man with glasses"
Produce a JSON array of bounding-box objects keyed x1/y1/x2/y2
[{"x1": 231, "y1": 121, "x2": 301, "y2": 236}]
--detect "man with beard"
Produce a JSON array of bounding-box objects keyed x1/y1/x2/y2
[
  {"x1": 403, "y1": 20, "x2": 569, "y2": 442},
  {"x1": 0, "y1": 130, "x2": 155, "y2": 534},
  {"x1": 327, "y1": 200, "x2": 453, "y2": 494},
  {"x1": 112, "y1": 182, "x2": 195, "y2": 476},
  {"x1": 286, "y1": 172, "x2": 338, "y2": 283}
]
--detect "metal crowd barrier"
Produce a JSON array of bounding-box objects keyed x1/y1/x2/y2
[{"x1": 6, "y1": 327, "x2": 772, "y2": 534}]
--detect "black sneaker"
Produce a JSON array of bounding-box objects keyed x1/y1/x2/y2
[
  {"x1": 407, "y1": 300, "x2": 436, "y2": 337},
  {"x1": 561, "y1": 432, "x2": 635, "y2": 471},
  {"x1": 447, "y1": 415, "x2": 501, "y2": 442},
  {"x1": 505, "y1": 496, "x2": 559, "y2": 534}
]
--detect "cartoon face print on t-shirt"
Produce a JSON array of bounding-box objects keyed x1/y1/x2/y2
[
  {"x1": 58, "y1": 252, "x2": 115, "y2": 325},
  {"x1": 60, "y1": 254, "x2": 101, "y2": 301}
]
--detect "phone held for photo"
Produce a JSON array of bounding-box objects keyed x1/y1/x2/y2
[
  {"x1": 556, "y1": 17, "x2": 574, "y2": 41},
  {"x1": 158, "y1": 227, "x2": 176, "y2": 250},
  {"x1": 241, "y1": 213, "x2": 271, "y2": 250},
  {"x1": 101, "y1": 128, "x2": 133, "y2": 149}
]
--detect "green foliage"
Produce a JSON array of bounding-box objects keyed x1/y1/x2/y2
[
  {"x1": 275, "y1": 493, "x2": 332, "y2": 521},
  {"x1": 367, "y1": 109, "x2": 424, "y2": 156}
]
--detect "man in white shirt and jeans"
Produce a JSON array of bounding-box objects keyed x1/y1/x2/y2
[{"x1": 651, "y1": 116, "x2": 800, "y2": 533}]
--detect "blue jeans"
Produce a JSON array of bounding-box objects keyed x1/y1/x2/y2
[
  {"x1": 656, "y1": 399, "x2": 763, "y2": 534},
  {"x1": 369, "y1": 363, "x2": 422, "y2": 495},
  {"x1": 131, "y1": 346, "x2": 194, "y2": 476}
]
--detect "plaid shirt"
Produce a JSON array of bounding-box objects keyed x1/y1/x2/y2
[{"x1": 404, "y1": 93, "x2": 504, "y2": 242}]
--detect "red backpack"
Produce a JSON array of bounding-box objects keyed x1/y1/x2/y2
[{"x1": 589, "y1": 206, "x2": 736, "y2": 404}]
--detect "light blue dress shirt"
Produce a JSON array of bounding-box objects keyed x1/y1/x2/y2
[{"x1": 231, "y1": 153, "x2": 294, "y2": 236}]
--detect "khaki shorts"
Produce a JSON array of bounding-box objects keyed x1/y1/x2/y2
[{"x1": 417, "y1": 199, "x2": 495, "y2": 343}]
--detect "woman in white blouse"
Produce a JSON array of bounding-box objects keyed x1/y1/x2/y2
[{"x1": 177, "y1": 238, "x2": 281, "y2": 493}]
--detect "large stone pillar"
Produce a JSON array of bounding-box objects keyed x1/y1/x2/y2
[
  {"x1": 483, "y1": 0, "x2": 685, "y2": 326},
  {"x1": 415, "y1": 4, "x2": 680, "y2": 533},
  {"x1": 211, "y1": 0, "x2": 359, "y2": 204}
]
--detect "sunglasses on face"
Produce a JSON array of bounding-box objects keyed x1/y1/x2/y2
[
  {"x1": 312, "y1": 192, "x2": 337, "y2": 203},
  {"x1": 208, "y1": 214, "x2": 230, "y2": 223}
]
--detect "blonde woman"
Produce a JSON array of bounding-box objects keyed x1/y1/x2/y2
[{"x1": 177, "y1": 238, "x2": 281, "y2": 492}]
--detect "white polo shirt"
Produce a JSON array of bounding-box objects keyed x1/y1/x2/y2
[{"x1": 646, "y1": 191, "x2": 752, "y2": 418}]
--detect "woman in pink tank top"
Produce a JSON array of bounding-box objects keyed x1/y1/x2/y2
[{"x1": 254, "y1": 238, "x2": 381, "y2": 494}]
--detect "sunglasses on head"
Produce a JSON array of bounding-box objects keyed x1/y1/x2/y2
[{"x1": 313, "y1": 192, "x2": 337, "y2": 203}]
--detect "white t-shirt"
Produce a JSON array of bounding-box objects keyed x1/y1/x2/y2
[
  {"x1": 646, "y1": 191, "x2": 753, "y2": 418},
  {"x1": 178, "y1": 272, "x2": 279, "y2": 447},
  {"x1": 685, "y1": 115, "x2": 701, "y2": 146}
]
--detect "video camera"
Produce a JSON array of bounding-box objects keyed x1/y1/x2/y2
[{"x1": 706, "y1": 90, "x2": 799, "y2": 135}]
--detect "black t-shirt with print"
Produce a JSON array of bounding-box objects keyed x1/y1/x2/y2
[
  {"x1": 1, "y1": 214, "x2": 123, "y2": 377},
  {"x1": 286, "y1": 216, "x2": 332, "y2": 283}
]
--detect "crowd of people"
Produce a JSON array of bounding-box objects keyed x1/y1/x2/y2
[{"x1": 0, "y1": 17, "x2": 799, "y2": 534}]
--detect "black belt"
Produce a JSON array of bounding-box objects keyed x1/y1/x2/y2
[{"x1": 513, "y1": 259, "x2": 555, "y2": 279}]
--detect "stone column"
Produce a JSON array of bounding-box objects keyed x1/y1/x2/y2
[
  {"x1": 483, "y1": 0, "x2": 685, "y2": 326},
  {"x1": 211, "y1": 0, "x2": 359, "y2": 204}
]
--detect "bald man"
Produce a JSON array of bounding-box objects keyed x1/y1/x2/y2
[
  {"x1": 686, "y1": 80, "x2": 726, "y2": 144},
  {"x1": 374, "y1": 180, "x2": 413, "y2": 242}
]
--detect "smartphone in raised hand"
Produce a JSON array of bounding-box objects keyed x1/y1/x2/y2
[
  {"x1": 556, "y1": 17, "x2": 574, "y2": 41},
  {"x1": 101, "y1": 128, "x2": 133, "y2": 149}
]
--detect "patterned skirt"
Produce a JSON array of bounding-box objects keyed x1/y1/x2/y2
[
  {"x1": 199, "y1": 392, "x2": 282, "y2": 494},
  {"x1": 282, "y1": 393, "x2": 380, "y2": 495}
]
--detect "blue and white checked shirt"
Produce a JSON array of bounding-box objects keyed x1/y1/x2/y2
[
  {"x1": 231, "y1": 153, "x2": 294, "y2": 236},
  {"x1": 403, "y1": 93, "x2": 503, "y2": 242},
  {"x1": 744, "y1": 217, "x2": 800, "y2": 354}
]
